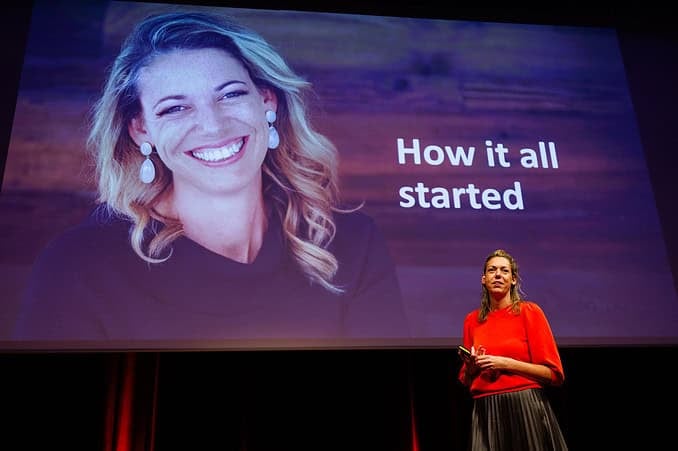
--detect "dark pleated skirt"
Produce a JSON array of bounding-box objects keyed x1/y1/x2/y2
[{"x1": 469, "y1": 388, "x2": 568, "y2": 451}]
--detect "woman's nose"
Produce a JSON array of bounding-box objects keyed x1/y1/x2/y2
[{"x1": 196, "y1": 104, "x2": 222, "y2": 133}]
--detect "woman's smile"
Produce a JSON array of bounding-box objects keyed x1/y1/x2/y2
[{"x1": 189, "y1": 137, "x2": 246, "y2": 163}]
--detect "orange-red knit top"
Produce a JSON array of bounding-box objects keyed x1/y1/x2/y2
[{"x1": 459, "y1": 301, "x2": 565, "y2": 399}]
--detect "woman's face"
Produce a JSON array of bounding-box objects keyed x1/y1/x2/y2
[
  {"x1": 481, "y1": 256, "x2": 516, "y2": 296},
  {"x1": 129, "y1": 47, "x2": 277, "y2": 197}
]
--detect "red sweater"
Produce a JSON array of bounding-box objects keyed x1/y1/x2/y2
[{"x1": 458, "y1": 301, "x2": 564, "y2": 399}]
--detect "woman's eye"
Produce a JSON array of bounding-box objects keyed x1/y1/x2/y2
[
  {"x1": 221, "y1": 89, "x2": 248, "y2": 100},
  {"x1": 158, "y1": 105, "x2": 186, "y2": 116}
]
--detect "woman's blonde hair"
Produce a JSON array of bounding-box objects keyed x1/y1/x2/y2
[{"x1": 88, "y1": 11, "x2": 344, "y2": 293}]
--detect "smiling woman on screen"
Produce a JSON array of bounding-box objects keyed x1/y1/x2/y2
[{"x1": 12, "y1": 10, "x2": 408, "y2": 345}]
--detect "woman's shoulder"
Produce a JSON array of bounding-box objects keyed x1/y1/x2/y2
[
  {"x1": 62, "y1": 204, "x2": 127, "y2": 236},
  {"x1": 331, "y1": 209, "x2": 383, "y2": 251},
  {"x1": 329, "y1": 209, "x2": 396, "y2": 276},
  {"x1": 34, "y1": 204, "x2": 131, "y2": 262},
  {"x1": 333, "y1": 208, "x2": 377, "y2": 232},
  {"x1": 520, "y1": 300, "x2": 547, "y2": 317},
  {"x1": 520, "y1": 300, "x2": 541, "y2": 310},
  {"x1": 463, "y1": 308, "x2": 481, "y2": 323}
]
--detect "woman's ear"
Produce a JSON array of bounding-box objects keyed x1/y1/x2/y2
[
  {"x1": 128, "y1": 116, "x2": 150, "y2": 147},
  {"x1": 261, "y1": 87, "x2": 278, "y2": 112}
]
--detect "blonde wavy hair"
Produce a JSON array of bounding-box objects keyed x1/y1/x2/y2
[
  {"x1": 477, "y1": 249, "x2": 526, "y2": 321},
  {"x1": 88, "y1": 11, "x2": 345, "y2": 293}
]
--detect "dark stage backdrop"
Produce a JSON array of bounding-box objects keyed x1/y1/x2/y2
[
  {"x1": 4, "y1": 347, "x2": 678, "y2": 450},
  {"x1": 1, "y1": 0, "x2": 677, "y2": 351}
]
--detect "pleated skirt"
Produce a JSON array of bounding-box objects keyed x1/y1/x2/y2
[{"x1": 469, "y1": 388, "x2": 568, "y2": 451}]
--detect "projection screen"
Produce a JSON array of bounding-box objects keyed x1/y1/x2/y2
[{"x1": 1, "y1": 0, "x2": 676, "y2": 351}]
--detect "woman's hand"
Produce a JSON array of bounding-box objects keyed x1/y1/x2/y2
[
  {"x1": 460, "y1": 346, "x2": 482, "y2": 384},
  {"x1": 474, "y1": 353, "x2": 509, "y2": 372}
]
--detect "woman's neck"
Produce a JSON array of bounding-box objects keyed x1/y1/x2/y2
[
  {"x1": 490, "y1": 294, "x2": 512, "y2": 311},
  {"x1": 160, "y1": 185, "x2": 269, "y2": 263}
]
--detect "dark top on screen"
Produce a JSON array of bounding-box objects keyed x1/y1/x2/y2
[{"x1": 12, "y1": 205, "x2": 409, "y2": 345}]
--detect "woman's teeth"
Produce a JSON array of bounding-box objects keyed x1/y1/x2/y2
[{"x1": 191, "y1": 139, "x2": 243, "y2": 162}]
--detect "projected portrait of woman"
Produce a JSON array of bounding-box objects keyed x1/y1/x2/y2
[
  {"x1": 5, "y1": 0, "x2": 678, "y2": 352},
  {"x1": 11, "y1": 10, "x2": 409, "y2": 345}
]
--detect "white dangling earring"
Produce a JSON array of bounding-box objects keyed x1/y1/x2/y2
[
  {"x1": 139, "y1": 142, "x2": 156, "y2": 184},
  {"x1": 266, "y1": 110, "x2": 279, "y2": 150}
]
